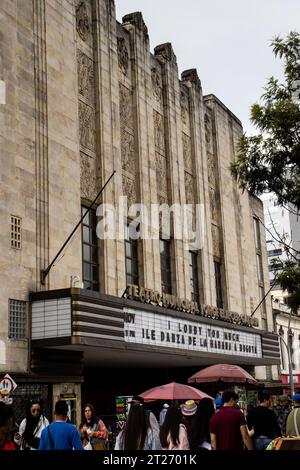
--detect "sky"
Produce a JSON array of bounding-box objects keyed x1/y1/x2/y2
[{"x1": 115, "y1": 0, "x2": 300, "y2": 134}]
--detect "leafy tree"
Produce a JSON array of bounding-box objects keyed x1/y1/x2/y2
[{"x1": 231, "y1": 31, "x2": 300, "y2": 309}]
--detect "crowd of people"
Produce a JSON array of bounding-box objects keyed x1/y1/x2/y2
[{"x1": 1, "y1": 390, "x2": 300, "y2": 451}]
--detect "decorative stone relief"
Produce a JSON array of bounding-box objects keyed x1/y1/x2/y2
[
  {"x1": 151, "y1": 67, "x2": 162, "y2": 101},
  {"x1": 76, "y1": 1, "x2": 90, "y2": 42},
  {"x1": 182, "y1": 133, "x2": 192, "y2": 171},
  {"x1": 77, "y1": 50, "x2": 94, "y2": 103},
  {"x1": 204, "y1": 113, "x2": 214, "y2": 153},
  {"x1": 204, "y1": 114, "x2": 211, "y2": 142},
  {"x1": 154, "y1": 43, "x2": 177, "y2": 65},
  {"x1": 80, "y1": 152, "x2": 97, "y2": 200},
  {"x1": 209, "y1": 186, "x2": 218, "y2": 221},
  {"x1": 158, "y1": 193, "x2": 168, "y2": 205},
  {"x1": 207, "y1": 153, "x2": 216, "y2": 186},
  {"x1": 155, "y1": 153, "x2": 168, "y2": 196},
  {"x1": 122, "y1": 174, "x2": 136, "y2": 207},
  {"x1": 185, "y1": 172, "x2": 196, "y2": 231},
  {"x1": 62, "y1": 383, "x2": 75, "y2": 394},
  {"x1": 211, "y1": 224, "x2": 221, "y2": 257},
  {"x1": 181, "y1": 69, "x2": 201, "y2": 91},
  {"x1": 79, "y1": 101, "x2": 96, "y2": 151},
  {"x1": 153, "y1": 111, "x2": 165, "y2": 152},
  {"x1": 119, "y1": 84, "x2": 133, "y2": 129},
  {"x1": 117, "y1": 37, "x2": 129, "y2": 76},
  {"x1": 122, "y1": 12, "x2": 148, "y2": 36},
  {"x1": 184, "y1": 172, "x2": 195, "y2": 206},
  {"x1": 121, "y1": 130, "x2": 135, "y2": 174},
  {"x1": 180, "y1": 89, "x2": 189, "y2": 126}
]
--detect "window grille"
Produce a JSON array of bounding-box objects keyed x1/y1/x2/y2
[
  {"x1": 8, "y1": 299, "x2": 26, "y2": 339},
  {"x1": 11, "y1": 216, "x2": 21, "y2": 249}
]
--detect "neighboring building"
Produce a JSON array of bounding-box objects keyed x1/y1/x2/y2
[
  {"x1": 0, "y1": 0, "x2": 280, "y2": 423},
  {"x1": 273, "y1": 300, "x2": 300, "y2": 393},
  {"x1": 261, "y1": 192, "x2": 300, "y2": 302},
  {"x1": 261, "y1": 195, "x2": 300, "y2": 394}
]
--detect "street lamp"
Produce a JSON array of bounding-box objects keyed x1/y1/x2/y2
[{"x1": 278, "y1": 324, "x2": 295, "y2": 397}]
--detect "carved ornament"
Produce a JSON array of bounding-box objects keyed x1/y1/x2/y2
[
  {"x1": 153, "y1": 111, "x2": 165, "y2": 152},
  {"x1": 117, "y1": 37, "x2": 129, "y2": 76},
  {"x1": 79, "y1": 101, "x2": 96, "y2": 151},
  {"x1": 80, "y1": 153, "x2": 97, "y2": 201},
  {"x1": 151, "y1": 67, "x2": 162, "y2": 101},
  {"x1": 77, "y1": 50, "x2": 94, "y2": 103},
  {"x1": 76, "y1": 1, "x2": 90, "y2": 42}
]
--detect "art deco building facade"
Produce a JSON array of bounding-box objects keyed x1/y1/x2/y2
[{"x1": 0, "y1": 0, "x2": 280, "y2": 420}]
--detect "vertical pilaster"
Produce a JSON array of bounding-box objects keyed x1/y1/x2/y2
[
  {"x1": 122, "y1": 12, "x2": 158, "y2": 290},
  {"x1": 181, "y1": 70, "x2": 215, "y2": 304},
  {"x1": 93, "y1": 0, "x2": 124, "y2": 296},
  {"x1": 34, "y1": 0, "x2": 49, "y2": 290},
  {"x1": 154, "y1": 43, "x2": 187, "y2": 298}
]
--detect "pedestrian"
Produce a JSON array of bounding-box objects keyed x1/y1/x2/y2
[
  {"x1": 0, "y1": 402, "x2": 16, "y2": 450},
  {"x1": 159, "y1": 403, "x2": 169, "y2": 427},
  {"x1": 210, "y1": 390, "x2": 253, "y2": 450},
  {"x1": 160, "y1": 406, "x2": 189, "y2": 450},
  {"x1": 286, "y1": 393, "x2": 300, "y2": 437},
  {"x1": 191, "y1": 397, "x2": 215, "y2": 450},
  {"x1": 247, "y1": 392, "x2": 281, "y2": 450},
  {"x1": 274, "y1": 395, "x2": 291, "y2": 436},
  {"x1": 114, "y1": 403, "x2": 161, "y2": 450},
  {"x1": 38, "y1": 400, "x2": 83, "y2": 450},
  {"x1": 214, "y1": 392, "x2": 223, "y2": 410},
  {"x1": 14, "y1": 399, "x2": 49, "y2": 450},
  {"x1": 79, "y1": 403, "x2": 108, "y2": 450},
  {"x1": 129, "y1": 395, "x2": 160, "y2": 433},
  {"x1": 180, "y1": 400, "x2": 197, "y2": 446}
]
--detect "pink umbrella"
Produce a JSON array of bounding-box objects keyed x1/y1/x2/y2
[
  {"x1": 187, "y1": 364, "x2": 257, "y2": 385},
  {"x1": 139, "y1": 381, "x2": 213, "y2": 402}
]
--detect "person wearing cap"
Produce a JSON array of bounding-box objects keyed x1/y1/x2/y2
[
  {"x1": 286, "y1": 394, "x2": 300, "y2": 437},
  {"x1": 180, "y1": 400, "x2": 197, "y2": 446},
  {"x1": 274, "y1": 395, "x2": 292, "y2": 436}
]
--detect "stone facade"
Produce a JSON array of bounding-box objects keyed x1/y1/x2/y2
[{"x1": 0, "y1": 0, "x2": 273, "y2": 386}]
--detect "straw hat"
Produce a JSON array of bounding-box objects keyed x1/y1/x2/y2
[{"x1": 181, "y1": 400, "x2": 197, "y2": 416}]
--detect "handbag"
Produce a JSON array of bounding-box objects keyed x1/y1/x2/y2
[{"x1": 84, "y1": 441, "x2": 93, "y2": 450}]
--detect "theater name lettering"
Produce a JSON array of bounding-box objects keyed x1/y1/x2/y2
[
  {"x1": 125, "y1": 284, "x2": 259, "y2": 328},
  {"x1": 124, "y1": 308, "x2": 262, "y2": 358}
]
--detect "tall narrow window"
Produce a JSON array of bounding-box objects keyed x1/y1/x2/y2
[
  {"x1": 214, "y1": 260, "x2": 223, "y2": 308},
  {"x1": 11, "y1": 215, "x2": 22, "y2": 249},
  {"x1": 125, "y1": 225, "x2": 139, "y2": 286},
  {"x1": 9, "y1": 299, "x2": 26, "y2": 339},
  {"x1": 82, "y1": 206, "x2": 99, "y2": 291},
  {"x1": 160, "y1": 239, "x2": 172, "y2": 294},
  {"x1": 189, "y1": 251, "x2": 200, "y2": 304}
]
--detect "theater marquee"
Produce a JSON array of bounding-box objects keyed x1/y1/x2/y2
[{"x1": 124, "y1": 307, "x2": 262, "y2": 358}]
